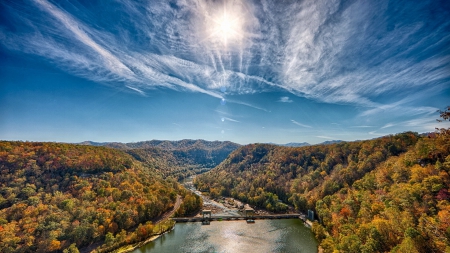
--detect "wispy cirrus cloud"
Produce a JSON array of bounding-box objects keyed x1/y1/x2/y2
[
  {"x1": 223, "y1": 117, "x2": 240, "y2": 123},
  {"x1": 0, "y1": 0, "x2": 448, "y2": 112},
  {"x1": 381, "y1": 123, "x2": 395, "y2": 129},
  {"x1": 351, "y1": 125, "x2": 373, "y2": 128},
  {"x1": 126, "y1": 85, "x2": 146, "y2": 96},
  {"x1": 316, "y1": 135, "x2": 334, "y2": 139},
  {"x1": 226, "y1": 99, "x2": 271, "y2": 112},
  {"x1": 291, "y1": 120, "x2": 311, "y2": 128}
]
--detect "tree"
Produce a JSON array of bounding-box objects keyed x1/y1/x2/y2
[
  {"x1": 437, "y1": 106, "x2": 450, "y2": 122},
  {"x1": 104, "y1": 232, "x2": 115, "y2": 246},
  {"x1": 63, "y1": 243, "x2": 80, "y2": 253}
]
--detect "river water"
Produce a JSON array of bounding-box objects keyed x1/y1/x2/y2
[
  {"x1": 133, "y1": 219, "x2": 317, "y2": 253},
  {"x1": 133, "y1": 176, "x2": 318, "y2": 253}
]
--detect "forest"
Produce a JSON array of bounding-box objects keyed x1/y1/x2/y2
[
  {"x1": 195, "y1": 130, "x2": 450, "y2": 252},
  {"x1": 0, "y1": 142, "x2": 202, "y2": 253},
  {"x1": 82, "y1": 139, "x2": 240, "y2": 180}
]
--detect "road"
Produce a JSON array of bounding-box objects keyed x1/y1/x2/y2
[{"x1": 153, "y1": 194, "x2": 182, "y2": 224}]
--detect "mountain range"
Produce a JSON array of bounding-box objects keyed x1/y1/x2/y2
[
  {"x1": 267, "y1": 140, "x2": 344, "y2": 147},
  {"x1": 80, "y1": 139, "x2": 241, "y2": 180}
]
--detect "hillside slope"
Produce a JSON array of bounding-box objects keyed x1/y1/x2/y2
[
  {"x1": 81, "y1": 140, "x2": 241, "y2": 180},
  {"x1": 195, "y1": 132, "x2": 450, "y2": 252},
  {"x1": 0, "y1": 141, "x2": 201, "y2": 253}
]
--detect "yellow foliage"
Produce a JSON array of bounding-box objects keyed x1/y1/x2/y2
[{"x1": 48, "y1": 240, "x2": 61, "y2": 251}]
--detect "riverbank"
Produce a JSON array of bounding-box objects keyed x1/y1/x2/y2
[
  {"x1": 112, "y1": 225, "x2": 175, "y2": 253},
  {"x1": 85, "y1": 195, "x2": 183, "y2": 253}
]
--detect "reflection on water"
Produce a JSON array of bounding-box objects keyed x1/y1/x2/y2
[{"x1": 134, "y1": 219, "x2": 317, "y2": 253}]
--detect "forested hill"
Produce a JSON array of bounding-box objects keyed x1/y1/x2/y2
[
  {"x1": 0, "y1": 141, "x2": 201, "y2": 253},
  {"x1": 80, "y1": 139, "x2": 240, "y2": 152},
  {"x1": 81, "y1": 140, "x2": 241, "y2": 180},
  {"x1": 195, "y1": 132, "x2": 450, "y2": 252}
]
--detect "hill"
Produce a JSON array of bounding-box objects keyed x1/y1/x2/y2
[
  {"x1": 81, "y1": 139, "x2": 241, "y2": 180},
  {"x1": 195, "y1": 132, "x2": 450, "y2": 252},
  {"x1": 267, "y1": 140, "x2": 343, "y2": 147},
  {"x1": 281, "y1": 142, "x2": 311, "y2": 147},
  {"x1": 80, "y1": 139, "x2": 240, "y2": 152},
  {"x1": 0, "y1": 141, "x2": 201, "y2": 252}
]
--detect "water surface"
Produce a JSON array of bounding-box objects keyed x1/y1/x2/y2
[{"x1": 134, "y1": 219, "x2": 317, "y2": 253}]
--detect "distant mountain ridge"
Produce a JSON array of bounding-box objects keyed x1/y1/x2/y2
[
  {"x1": 267, "y1": 140, "x2": 344, "y2": 147},
  {"x1": 80, "y1": 139, "x2": 241, "y2": 180},
  {"x1": 79, "y1": 139, "x2": 240, "y2": 151},
  {"x1": 319, "y1": 140, "x2": 343, "y2": 145},
  {"x1": 277, "y1": 142, "x2": 310, "y2": 147}
]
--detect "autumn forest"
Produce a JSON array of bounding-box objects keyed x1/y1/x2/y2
[{"x1": 1, "y1": 119, "x2": 450, "y2": 252}]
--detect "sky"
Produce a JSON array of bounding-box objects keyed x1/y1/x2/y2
[{"x1": 0, "y1": 0, "x2": 449, "y2": 145}]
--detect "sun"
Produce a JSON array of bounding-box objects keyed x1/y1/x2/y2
[
  {"x1": 216, "y1": 12, "x2": 237, "y2": 42},
  {"x1": 209, "y1": 8, "x2": 243, "y2": 45}
]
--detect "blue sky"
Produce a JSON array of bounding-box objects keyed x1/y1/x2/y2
[{"x1": 1, "y1": 0, "x2": 449, "y2": 145}]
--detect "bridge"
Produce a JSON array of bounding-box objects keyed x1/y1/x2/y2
[{"x1": 172, "y1": 214, "x2": 305, "y2": 222}]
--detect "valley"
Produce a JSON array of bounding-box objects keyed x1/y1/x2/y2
[
  {"x1": 0, "y1": 132, "x2": 449, "y2": 253},
  {"x1": 2, "y1": 0, "x2": 449, "y2": 252}
]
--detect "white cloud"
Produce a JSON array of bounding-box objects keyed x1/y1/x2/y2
[
  {"x1": 381, "y1": 123, "x2": 395, "y2": 129},
  {"x1": 227, "y1": 99, "x2": 271, "y2": 112},
  {"x1": 291, "y1": 120, "x2": 311, "y2": 128},
  {"x1": 126, "y1": 85, "x2": 146, "y2": 96},
  {"x1": 224, "y1": 117, "x2": 240, "y2": 123},
  {"x1": 278, "y1": 96, "x2": 293, "y2": 103},
  {"x1": 316, "y1": 135, "x2": 333, "y2": 139}
]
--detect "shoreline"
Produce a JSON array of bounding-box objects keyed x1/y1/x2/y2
[{"x1": 112, "y1": 225, "x2": 175, "y2": 253}]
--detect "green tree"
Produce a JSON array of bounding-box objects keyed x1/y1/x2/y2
[{"x1": 63, "y1": 243, "x2": 80, "y2": 253}]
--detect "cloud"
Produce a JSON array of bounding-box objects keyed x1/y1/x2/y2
[
  {"x1": 223, "y1": 117, "x2": 240, "y2": 123},
  {"x1": 226, "y1": 99, "x2": 271, "y2": 112},
  {"x1": 291, "y1": 120, "x2": 311, "y2": 128},
  {"x1": 126, "y1": 85, "x2": 146, "y2": 96},
  {"x1": 278, "y1": 96, "x2": 293, "y2": 103},
  {"x1": 368, "y1": 131, "x2": 386, "y2": 136},
  {"x1": 0, "y1": 0, "x2": 448, "y2": 109},
  {"x1": 381, "y1": 123, "x2": 395, "y2": 129},
  {"x1": 316, "y1": 135, "x2": 333, "y2": 139},
  {"x1": 1, "y1": 0, "x2": 225, "y2": 99}
]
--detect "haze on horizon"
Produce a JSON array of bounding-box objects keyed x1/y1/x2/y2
[{"x1": 1, "y1": 0, "x2": 449, "y2": 145}]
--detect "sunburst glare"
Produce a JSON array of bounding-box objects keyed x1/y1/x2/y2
[
  {"x1": 212, "y1": 9, "x2": 241, "y2": 44},
  {"x1": 205, "y1": 5, "x2": 246, "y2": 46}
]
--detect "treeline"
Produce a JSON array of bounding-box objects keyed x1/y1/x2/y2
[
  {"x1": 0, "y1": 141, "x2": 201, "y2": 253},
  {"x1": 195, "y1": 131, "x2": 450, "y2": 251}
]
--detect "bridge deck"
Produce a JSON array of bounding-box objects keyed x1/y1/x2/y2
[{"x1": 172, "y1": 214, "x2": 305, "y2": 223}]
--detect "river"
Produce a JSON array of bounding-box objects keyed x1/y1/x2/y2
[
  {"x1": 132, "y1": 176, "x2": 318, "y2": 253},
  {"x1": 133, "y1": 219, "x2": 317, "y2": 253}
]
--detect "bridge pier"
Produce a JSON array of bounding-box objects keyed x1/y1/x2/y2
[
  {"x1": 244, "y1": 207, "x2": 255, "y2": 223},
  {"x1": 202, "y1": 210, "x2": 211, "y2": 225}
]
